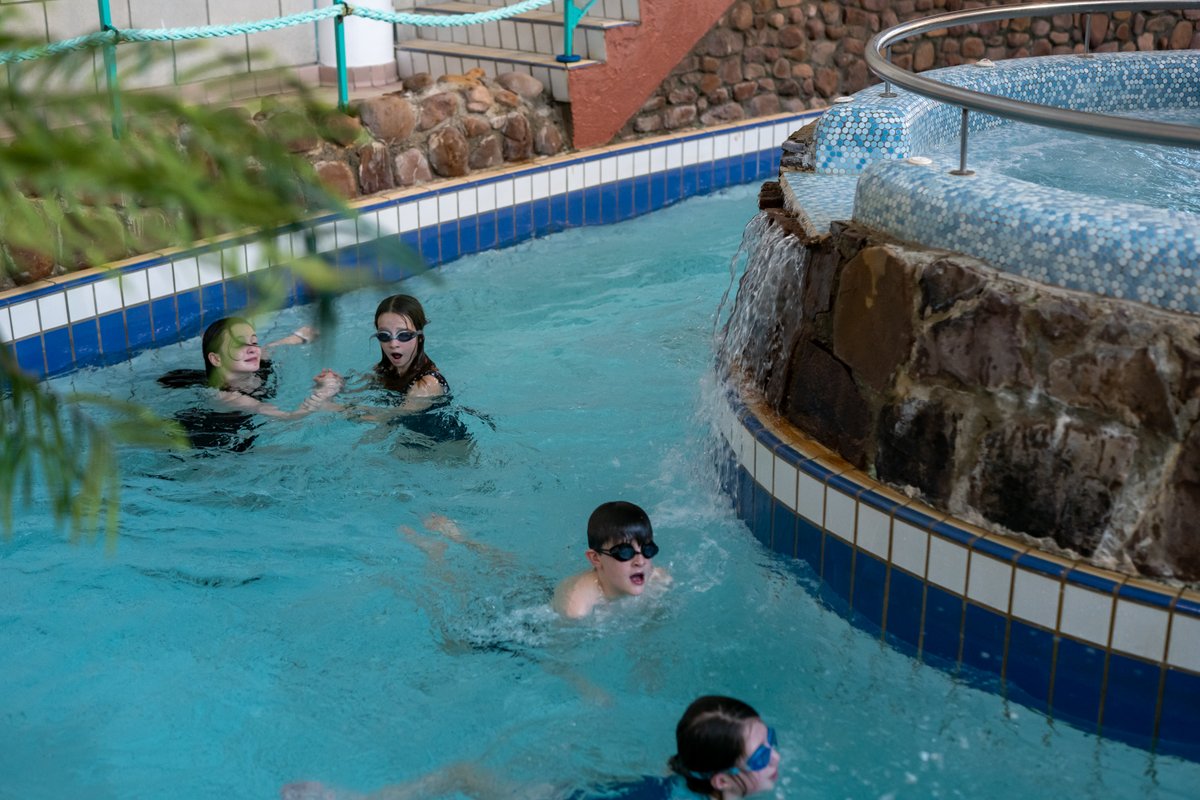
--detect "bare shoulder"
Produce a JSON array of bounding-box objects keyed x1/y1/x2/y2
[
  {"x1": 553, "y1": 570, "x2": 600, "y2": 619},
  {"x1": 409, "y1": 373, "x2": 446, "y2": 398}
]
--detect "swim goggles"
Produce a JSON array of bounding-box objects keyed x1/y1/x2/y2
[
  {"x1": 593, "y1": 541, "x2": 659, "y2": 562},
  {"x1": 373, "y1": 329, "x2": 421, "y2": 343},
  {"x1": 681, "y1": 727, "x2": 776, "y2": 779}
]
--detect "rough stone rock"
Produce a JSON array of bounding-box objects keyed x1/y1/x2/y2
[
  {"x1": 419, "y1": 92, "x2": 460, "y2": 131},
  {"x1": 703, "y1": 27, "x2": 744, "y2": 57},
  {"x1": 1126, "y1": 422, "x2": 1200, "y2": 581},
  {"x1": 502, "y1": 114, "x2": 533, "y2": 161},
  {"x1": 779, "y1": 25, "x2": 806, "y2": 48},
  {"x1": 262, "y1": 110, "x2": 319, "y2": 153},
  {"x1": 729, "y1": 1, "x2": 754, "y2": 30},
  {"x1": 393, "y1": 148, "x2": 432, "y2": 186},
  {"x1": 1048, "y1": 346, "x2": 1176, "y2": 435},
  {"x1": 496, "y1": 71, "x2": 544, "y2": 99},
  {"x1": 314, "y1": 160, "x2": 358, "y2": 199},
  {"x1": 875, "y1": 395, "x2": 960, "y2": 503},
  {"x1": 664, "y1": 105, "x2": 698, "y2": 129},
  {"x1": 814, "y1": 67, "x2": 839, "y2": 96},
  {"x1": 463, "y1": 114, "x2": 492, "y2": 138},
  {"x1": 832, "y1": 247, "x2": 916, "y2": 391},
  {"x1": 320, "y1": 111, "x2": 364, "y2": 147},
  {"x1": 354, "y1": 95, "x2": 416, "y2": 141},
  {"x1": 404, "y1": 72, "x2": 434, "y2": 92},
  {"x1": 700, "y1": 102, "x2": 746, "y2": 126},
  {"x1": 428, "y1": 127, "x2": 470, "y2": 177},
  {"x1": 465, "y1": 84, "x2": 493, "y2": 113},
  {"x1": 469, "y1": 133, "x2": 505, "y2": 170},
  {"x1": 1171, "y1": 20, "x2": 1194, "y2": 49},
  {"x1": 494, "y1": 88, "x2": 520, "y2": 108},
  {"x1": 534, "y1": 121, "x2": 564, "y2": 155},
  {"x1": 914, "y1": 290, "x2": 1033, "y2": 390},
  {"x1": 7, "y1": 244, "x2": 55, "y2": 284},
  {"x1": 782, "y1": 338, "x2": 871, "y2": 468},
  {"x1": 357, "y1": 141, "x2": 394, "y2": 195}
]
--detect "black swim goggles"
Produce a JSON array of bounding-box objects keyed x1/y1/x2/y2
[
  {"x1": 373, "y1": 329, "x2": 421, "y2": 343},
  {"x1": 593, "y1": 541, "x2": 659, "y2": 562}
]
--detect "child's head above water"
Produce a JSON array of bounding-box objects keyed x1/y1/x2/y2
[
  {"x1": 585, "y1": 501, "x2": 658, "y2": 598},
  {"x1": 669, "y1": 695, "x2": 780, "y2": 799}
]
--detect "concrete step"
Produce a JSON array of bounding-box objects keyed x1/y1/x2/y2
[
  {"x1": 394, "y1": 38, "x2": 601, "y2": 101},
  {"x1": 453, "y1": 0, "x2": 641, "y2": 22}
]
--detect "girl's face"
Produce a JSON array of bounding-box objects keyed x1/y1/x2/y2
[
  {"x1": 714, "y1": 719, "x2": 780, "y2": 798},
  {"x1": 375, "y1": 312, "x2": 421, "y2": 374},
  {"x1": 209, "y1": 322, "x2": 261, "y2": 378}
]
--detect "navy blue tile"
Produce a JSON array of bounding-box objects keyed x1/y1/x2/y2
[
  {"x1": 616, "y1": 179, "x2": 635, "y2": 221},
  {"x1": 729, "y1": 155, "x2": 746, "y2": 185},
  {"x1": 884, "y1": 568, "x2": 924, "y2": 651},
  {"x1": 149, "y1": 297, "x2": 178, "y2": 341},
  {"x1": 125, "y1": 304, "x2": 152, "y2": 349},
  {"x1": 583, "y1": 186, "x2": 602, "y2": 224},
  {"x1": 1100, "y1": 652, "x2": 1161, "y2": 748},
  {"x1": 826, "y1": 472, "x2": 862, "y2": 497},
  {"x1": 599, "y1": 184, "x2": 620, "y2": 224},
  {"x1": 199, "y1": 284, "x2": 226, "y2": 321},
  {"x1": 70, "y1": 319, "x2": 100, "y2": 363},
  {"x1": 531, "y1": 198, "x2": 551, "y2": 234},
  {"x1": 664, "y1": 169, "x2": 682, "y2": 206},
  {"x1": 771, "y1": 501, "x2": 797, "y2": 558},
  {"x1": 1115, "y1": 582, "x2": 1176, "y2": 610},
  {"x1": 633, "y1": 175, "x2": 651, "y2": 215},
  {"x1": 931, "y1": 519, "x2": 977, "y2": 547},
  {"x1": 922, "y1": 584, "x2": 965, "y2": 666},
  {"x1": 735, "y1": 465, "x2": 755, "y2": 525},
  {"x1": 97, "y1": 311, "x2": 126, "y2": 356},
  {"x1": 1051, "y1": 637, "x2": 1106, "y2": 731},
  {"x1": 474, "y1": 212, "x2": 497, "y2": 252},
  {"x1": 852, "y1": 550, "x2": 887, "y2": 633},
  {"x1": 495, "y1": 207, "x2": 516, "y2": 248},
  {"x1": 513, "y1": 202, "x2": 534, "y2": 242},
  {"x1": 564, "y1": 193, "x2": 584, "y2": 227},
  {"x1": 418, "y1": 224, "x2": 441, "y2": 266},
  {"x1": 961, "y1": 602, "x2": 1007, "y2": 677},
  {"x1": 822, "y1": 535, "x2": 853, "y2": 606},
  {"x1": 458, "y1": 217, "x2": 479, "y2": 256},
  {"x1": 548, "y1": 195, "x2": 569, "y2": 232},
  {"x1": 1157, "y1": 667, "x2": 1200, "y2": 760},
  {"x1": 696, "y1": 162, "x2": 714, "y2": 194},
  {"x1": 12, "y1": 337, "x2": 45, "y2": 377},
  {"x1": 681, "y1": 165, "x2": 699, "y2": 198},
  {"x1": 717, "y1": 444, "x2": 737, "y2": 501},
  {"x1": 795, "y1": 513, "x2": 822, "y2": 572},
  {"x1": 751, "y1": 479, "x2": 772, "y2": 548},
  {"x1": 649, "y1": 172, "x2": 667, "y2": 211},
  {"x1": 711, "y1": 157, "x2": 730, "y2": 190},
  {"x1": 1066, "y1": 567, "x2": 1120, "y2": 595},
  {"x1": 438, "y1": 219, "x2": 460, "y2": 264},
  {"x1": 893, "y1": 503, "x2": 939, "y2": 530},
  {"x1": 43, "y1": 328, "x2": 72, "y2": 375},
  {"x1": 176, "y1": 290, "x2": 202, "y2": 334},
  {"x1": 1005, "y1": 620, "x2": 1054, "y2": 713},
  {"x1": 223, "y1": 280, "x2": 249, "y2": 316}
]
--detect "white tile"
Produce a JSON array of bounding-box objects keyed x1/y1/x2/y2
[
  {"x1": 824, "y1": 487, "x2": 855, "y2": 542},
  {"x1": 221, "y1": 244, "x2": 247, "y2": 277},
  {"x1": 649, "y1": 146, "x2": 666, "y2": 173},
  {"x1": 600, "y1": 157, "x2": 618, "y2": 184},
  {"x1": 549, "y1": 71, "x2": 568, "y2": 102},
  {"x1": 172, "y1": 257, "x2": 200, "y2": 291},
  {"x1": 774, "y1": 122, "x2": 791, "y2": 144},
  {"x1": 37, "y1": 294, "x2": 68, "y2": 329},
  {"x1": 549, "y1": 167, "x2": 568, "y2": 197},
  {"x1": 120, "y1": 270, "x2": 149, "y2": 305},
  {"x1": 697, "y1": 137, "x2": 714, "y2": 162},
  {"x1": 438, "y1": 192, "x2": 459, "y2": 222},
  {"x1": 530, "y1": 171, "x2": 550, "y2": 200},
  {"x1": 566, "y1": 164, "x2": 585, "y2": 192},
  {"x1": 313, "y1": 222, "x2": 338, "y2": 253},
  {"x1": 633, "y1": 150, "x2": 650, "y2": 177},
  {"x1": 398, "y1": 201, "x2": 420, "y2": 232},
  {"x1": 927, "y1": 535, "x2": 968, "y2": 594},
  {"x1": 147, "y1": 264, "x2": 175, "y2": 298},
  {"x1": 513, "y1": 174, "x2": 532, "y2": 204},
  {"x1": 857, "y1": 503, "x2": 891, "y2": 559},
  {"x1": 583, "y1": 160, "x2": 601, "y2": 188},
  {"x1": 270, "y1": 233, "x2": 292, "y2": 265},
  {"x1": 758, "y1": 126, "x2": 777, "y2": 152},
  {"x1": 1110, "y1": 599, "x2": 1169, "y2": 661},
  {"x1": 796, "y1": 471, "x2": 824, "y2": 529},
  {"x1": 66, "y1": 285, "x2": 96, "y2": 322},
  {"x1": 243, "y1": 240, "x2": 267, "y2": 273},
  {"x1": 736, "y1": 424, "x2": 755, "y2": 477},
  {"x1": 377, "y1": 205, "x2": 401, "y2": 237},
  {"x1": 681, "y1": 140, "x2": 698, "y2": 166},
  {"x1": 773, "y1": 457, "x2": 798, "y2": 512},
  {"x1": 418, "y1": 197, "x2": 440, "y2": 227},
  {"x1": 289, "y1": 231, "x2": 308, "y2": 258},
  {"x1": 9, "y1": 300, "x2": 41, "y2": 338},
  {"x1": 197, "y1": 252, "x2": 223, "y2": 286},
  {"x1": 94, "y1": 275, "x2": 124, "y2": 313},
  {"x1": 666, "y1": 143, "x2": 683, "y2": 169},
  {"x1": 495, "y1": 179, "x2": 514, "y2": 209},
  {"x1": 0, "y1": 308, "x2": 12, "y2": 342},
  {"x1": 754, "y1": 441, "x2": 773, "y2": 490},
  {"x1": 713, "y1": 134, "x2": 730, "y2": 160},
  {"x1": 966, "y1": 553, "x2": 1012, "y2": 612},
  {"x1": 1010, "y1": 568, "x2": 1061, "y2": 630},
  {"x1": 1167, "y1": 612, "x2": 1200, "y2": 672},
  {"x1": 335, "y1": 218, "x2": 358, "y2": 248},
  {"x1": 616, "y1": 153, "x2": 634, "y2": 180},
  {"x1": 1059, "y1": 584, "x2": 1113, "y2": 646},
  {"x1": 457, "y1": 188, "x2": 478, "y2": 217},
  {"x1": 729, "y1": 130, "x2": 746, "y2": 155},
  {"x1": 891, "y1": 519, "x2": 928, "y2": 577}
]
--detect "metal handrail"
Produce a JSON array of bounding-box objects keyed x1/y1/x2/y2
[{"x1": 865, "y1": 0, "x2": 1200, "y2": 160}]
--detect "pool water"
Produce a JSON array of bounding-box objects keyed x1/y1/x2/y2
[
  {"x1": 930, "y1": 107, "x2": 1200, "y2": 215},
  {"x1": 2, "y1": 183, "x2": 1198, "y2": 799}
]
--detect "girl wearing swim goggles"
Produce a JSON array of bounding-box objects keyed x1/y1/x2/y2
[
  {"x1": 669, "y1": 696, "x2": 781, "y2": 799},
  {"x1": 370, "y1": 294, "x2": 449, "y2": 403}
]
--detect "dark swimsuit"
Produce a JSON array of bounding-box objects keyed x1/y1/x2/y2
[
  {"x1": 158, "y1": 363, "x2": 275, "y2": 453},
  {"x1": 381, "y1": 367, "x2": 471, "y2": 445}
]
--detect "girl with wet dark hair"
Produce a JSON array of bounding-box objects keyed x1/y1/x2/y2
[
  {"x1": 370, "y1": 293, "x2": 448, "y2": 402},
  {"x1": 669, "y1": 696, "x2": 781, "y2": 799}
]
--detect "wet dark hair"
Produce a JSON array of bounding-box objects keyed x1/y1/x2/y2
[
  {"x1": 202, "y1": 317, "x2": 252, "y2": 387},
  {"x1": 373, "y1": 294, "x2": 437, "y2": 393},
  {"x1": 668, "y1": 696, "x2": 760, "y2": 796},
  {"x1": 586, "y1": 501, "x2": 653, "y2": 551}
]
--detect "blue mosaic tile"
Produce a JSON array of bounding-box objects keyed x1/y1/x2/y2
[
  {"x1": 199, "y1": 284, "x2": 226, "y2": 320},
  {"x1": 751, "y1": 480, "x2": 773, "y2": 548},
  {"x1": 149, "y1": 297, "x2": 178, "y2": 341},
  {"x1": 599, "y1": 184, "x2": 620, "y2": 224},
  {"x1": 1157, "y1": 668, "x2": 1200, "y2": 759},
  {"x1": 475, "y1": 211, "x2": 498, "y2": 251},
  {"x1": 458, "y1": 217, "x2": 479, "y2": 257},
  {"x1": 418, "y1": 225, "x2": 441, "y2": 265},
  {"x1": 176, "y1": 290, "x2": 202, "y2": 335},
  {"x1": 531, "y1": 198, "x2": 551, "y2": 234},
  {"x1": 796, "y1": 512, "x2": 822, "y2": 570},
  {"x1": 125, "y1": 304, "x2": 152, "y2": 349},
  {"x1": 822, "y1": 535, "x2": 854, "y2": 607},
  {"x1": 438, "y1": 219, "x2": 460, "y2": 264},
  {"x1": 70, "y1": 320, "x2": 100, "y2": 363},
  {"x1": 96, "y1": 311, "x2": 126, "y2": 355},
  {"x1": 735, "y1": 465, "x2": 754, "y2": 523},
  {"x1": 495, "y1": 207, "x2": 517, "y2": 248},
  {"x1": 1052, "y1": 637, "x2": 1106, "y2": 729}
]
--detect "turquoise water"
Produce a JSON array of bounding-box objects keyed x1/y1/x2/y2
[{"x1": 2, "y1": 183, "x2": 1198, "y2": 799}]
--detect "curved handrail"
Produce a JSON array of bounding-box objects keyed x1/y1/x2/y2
[{"x1": 865, "y1": 0, "x2": 1200, "y2": 150}]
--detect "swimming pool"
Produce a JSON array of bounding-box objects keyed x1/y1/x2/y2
[{"x1": 2, "y1": 182, "x2": 1198, "y2": 798}]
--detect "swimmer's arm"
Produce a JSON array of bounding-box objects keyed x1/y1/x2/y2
[
  {"x1": 261, "y1": 325, "x2": 318, "y2": 356},
  {"x1": 344, "y1": 375, "x2": 446, "y2": 421},
  {"x1": 553, "y1": 572, "x2": 598, "y2": 619}
]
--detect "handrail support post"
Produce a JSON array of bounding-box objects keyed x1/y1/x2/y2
[
  {"x1": 1079, "y1": 12, "x2": 1095, "y2": 58},
  {"x1": 96, "y1": 0, "x2": 123, "y2": 138},
  {"x1": 557, "y1": 0, "x2": 598, "y2": 64},
  {"x1": 880, "y1": 46, "x2": 897, "y2": 98},
  {"x1": 949, "y1": 107, "x2": 974, "y2": 176},
  {"x1": 334, "y1": 5, "x2": 349, "y2": 112}
]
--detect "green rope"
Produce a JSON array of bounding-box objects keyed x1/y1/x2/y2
[{"x1": 0, "y1": 1, "x2": 557, "y2": 64}]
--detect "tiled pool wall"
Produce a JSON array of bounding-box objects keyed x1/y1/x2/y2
[
  {"x1": 718, "y1": 393, "x2": 1200, "y2": 761},
  {"x1": 0, "y1": 111, "x2": 821, "y2": 378},
  {"x1": 803, "y1": 51, "x2": 1200, "y2": 314}
]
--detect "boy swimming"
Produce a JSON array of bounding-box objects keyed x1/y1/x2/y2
[{"x1": 553, "y1": 501, "x2": 669, "y2": 619}]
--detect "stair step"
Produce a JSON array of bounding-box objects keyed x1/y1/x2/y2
[
  {"x1": 396, "y1": 39, "x2": 601, "y2": 101},
  {"x1": 413, "y1": 2, "x2": 636, "y2": 30}
]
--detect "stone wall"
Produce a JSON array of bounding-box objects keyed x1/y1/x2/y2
[
  {"x1": 733, "y1": 196, "x2": 1200, "y2": 585},
  {"x1": 618, "y1": 0, "x2": 1200, "y2": 139}
]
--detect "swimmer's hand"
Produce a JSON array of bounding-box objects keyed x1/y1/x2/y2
[
  {"x1": 292, "y1": 325, "x2": 318, "y2": 344},
  {"x1": 312, "y1": 369, "x2": 345, "y2": 400},
  {"x1": 424, "y1": 513, "x2": 467, "y2": 543}
]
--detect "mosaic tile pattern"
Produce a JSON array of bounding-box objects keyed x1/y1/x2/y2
[
  {"x1": 0, "y1": 112, "x2": 819, "y2": 378},
  {"x1": 778, "y1": 173, "x2": 857, "y2": 236},
  {"x1": 718, "y1": 392, "x2": 1200, "y2": 762}
]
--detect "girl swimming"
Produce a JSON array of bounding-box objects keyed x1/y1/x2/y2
[
  {"x1": 369, "y1": 294, "x2": 448, "y2": 410},
  {"x1": 668, "y1": 696, "x2": 781, "y2": 799}
]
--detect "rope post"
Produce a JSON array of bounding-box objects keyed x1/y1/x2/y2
[
  {"x1": 557, "y1": 0, "x2": 597, "y2": 64},
  {"x1": 949, "y1": 107, "x2": 974, "y2": 176},
  {"x1": 334, "y1": 5, "x2": 349, "y2": 112},
  {"x1": 96, "y1": 0, "x2": 123, "y2": 138},
  {"x1": 880, "y1": 45, "x2": 897, "y2": 98}
]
